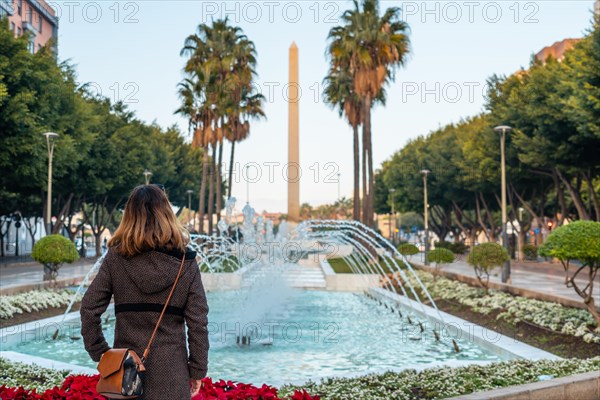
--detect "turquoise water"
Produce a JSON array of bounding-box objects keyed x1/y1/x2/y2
[{"x1": 6, "y1": 291, "x2": 508, "y2": 385}]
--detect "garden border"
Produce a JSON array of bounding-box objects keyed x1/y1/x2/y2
[
  {"x1": 410, "y1": 261, "x2": 597, "y2": 311},
  {"x1": 447, "y1": 370, "x2": 600, "y2": 399}
]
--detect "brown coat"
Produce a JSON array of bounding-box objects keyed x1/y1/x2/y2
[{"x1": 80, "y1": 247, "x2": 209, "y2": 400}]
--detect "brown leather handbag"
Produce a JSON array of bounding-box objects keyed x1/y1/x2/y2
[{"x1": 96, "y1": 255, "x2": 186, "y2": 399}]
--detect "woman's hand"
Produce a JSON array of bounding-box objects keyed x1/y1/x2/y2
[{"x1": 190, "y1": 379, "x2": 202, "y2": 397}]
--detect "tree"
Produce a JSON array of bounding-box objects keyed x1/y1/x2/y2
[
  {"x1": 327, "y1": 0, "x2": 410, "y2": 227},
  {"x1": 467, "y1": 242, "x2": 509, "y2": 293},
  {"x1": 539, "y1": 221, "x2": 600, "y2": 324},
  {"x1": 180, "y1": 19, "x2": 263, "y2": 234},
  {"x1": 32, "y1": 234, "x2": 79, "y2": 281},
  {"x1": 426, "y1": 248, "x2": 455, "y2": 280},
  {"x1": 323, "y1": 65, "x2": 363, "y2": 221}
]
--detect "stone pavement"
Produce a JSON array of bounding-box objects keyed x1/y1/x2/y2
[
  {"x1": 0, "y1": 258, "x2": 98, "y2": 291},
  {"x1": 406, "y1": 255, "x2": 600, "y2": 305}
]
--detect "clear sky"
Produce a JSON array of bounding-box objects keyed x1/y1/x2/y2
[{"x1": 53, "y1": 0, "x2": 595, "y2": 213}]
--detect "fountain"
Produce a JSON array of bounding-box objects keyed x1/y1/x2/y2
[{"x1": 11, "y1": 197, "x2": 524, "y2": 385}]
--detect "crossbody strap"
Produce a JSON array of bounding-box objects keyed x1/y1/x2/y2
[{"x1": 142, "y1": 255, "x2": 186, "y2": 360}]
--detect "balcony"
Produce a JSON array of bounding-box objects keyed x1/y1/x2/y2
[
  {"x1": 22, "y1": 21, "x2": 39, "y2": 36},
  {"x1": 0, "y1": 0, "x2": 15, "y2": 16}
]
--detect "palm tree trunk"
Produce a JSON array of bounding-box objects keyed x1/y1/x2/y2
[
  {"x1": 352, "y1": 123, "x2": 361, "y2": 221},
  {"x1": 227, "y1": 139, "x2": 236, "y2": 199},
  {"x1": 207, "y1": 145, "x2": 216, "y2": 235},
  {"x1": 361, "y1": 120, "x2": 368, "y2": 224},
  {"x1": 364, "y1": 94, "x2": 374, "y2": 227},
  {"x1": 198, "y1": 149, "x2": 208, "y2": 234},
  {"x1": 216, "y1": 140, "x2": 223, "y2": 219}
]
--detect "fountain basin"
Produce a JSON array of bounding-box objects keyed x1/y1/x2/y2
[{"x1": 1, "y1": 290, "x2": 520, "y2": 386}]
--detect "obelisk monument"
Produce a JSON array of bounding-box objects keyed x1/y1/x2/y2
[{"x1": 287, "y1": 42, "x2": 300, "y2": 222}]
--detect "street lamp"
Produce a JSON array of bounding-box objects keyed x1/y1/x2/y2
[
  {"x1": 388, "y1": 188, "x2": 396, "y2": 242},
  {"x1": 245, "y1": 165, "x2": 250, "y2": 204},
  {"x1": 420, "y1": 169, "x2": 431, "y2": 265},
  {"x1": 143, "y1": 169, "x2": 152, "y2": 185},
  {"x1": 186, "y1": 189, "x2": 194, "y2": 228},
  {"x1": 186, "y1": 189, "x2": 194, "y2": 210},
  {"x1": 337, "y1": 173, "x2": 341, "y2": 200},
  {"x1": 43, "y1": 132, "x2": 59, "y2": 235},
  {"x1": 494, "y1": 125, "x2": 512, "y2": 283}
]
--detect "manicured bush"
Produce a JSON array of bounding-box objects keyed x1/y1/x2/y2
[
  {"x1": 435, "y1": 240, "x2": 468, "y2": 255},
  {"x1": 426, "y1": 248, "x2": 455, "y2": 280},
  {"x1": 450, "y1": 242, "x2": 468, "y2": 254},
  {"x1": 31, "y1": 235, "x2": 79, "y2": 281},
  {"x1": 397, "y1": 243, "x2": 419, "y2": 256},
  {"x1": 467, "y1": 242, "x2": 509, "y2": 293},
  {"x1": 539, "y1": 221, "x2": 600, "y2": 325},
  {"x1": 522, "y1": 244, "x2": 538, "y2": 261}
]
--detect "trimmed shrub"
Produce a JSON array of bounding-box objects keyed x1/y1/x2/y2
[
  {"x1": 467, "y1": 242, "x2": 509, "y2": 293},
  {"x1": 539, "y1": 220, "x2": 600, "y2": 324},
  {"x1": 426, "y1": 248, "x2": 455, "y2": 280},
  {"x1": 435, "y1": 241, "x2": 468, "y2": 254},
  {"x1": 522, "y1": 244, "x2": 538, "y2": 261},
  {"x1": 449, "y1": 242, "x2": 468, "y2": 254},
  {"x1": 397, "y1": 243, "x2": 419, "y2": 256},
  {"x1": 427, "y1": 248, "x2": 455, "y2": 265},
  {"x1": 31, "y1": 235, "x2": 79, "y2": 281}
]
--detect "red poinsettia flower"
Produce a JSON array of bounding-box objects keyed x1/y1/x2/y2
[{"x1": 2, "y1": 374, "x2": 318, "y2": 400}]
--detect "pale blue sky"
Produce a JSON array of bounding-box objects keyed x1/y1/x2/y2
[{"x1": 53, "y1": 1, "x2": 595, "y2": 212}]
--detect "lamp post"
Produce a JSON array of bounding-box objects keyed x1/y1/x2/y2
[
  {"x1": 494, "y1": 125, "x2": 512, "y2": 283},
  {"x1": 388, "y1": 188, "x2": 396, "y2": 242},
  {"x1": 337, "y1": 173, "x2": 341, "y2": 200},
  {"x1": 245, "y1": 165, "x2": 250, "y2": 204},
  {"x1": 13, "y1": 212, "x2": 22, "y2": 256},
  {"x1": 43, "y1": 132, "x2": 59, "y2": 235},
  {"x1": 143, "y1": 169, "x2": 152, "y2": 185},
  {"x1": 420, "y1": 170, "x2": 431, "y2": 265},
  {"x1": 186, "y1": 189, "x2": 194, "y2": 228}
]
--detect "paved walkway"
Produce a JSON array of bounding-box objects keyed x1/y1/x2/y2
[
  {"x1": 1, "y1": 254, "x2": 598, "y2": 307},
  {"x1": 406, "y1": 255, "x2": 600, "y2": 305},
  {"x1": 0, "y1": 258, "x2": 99, "y2": 290}
]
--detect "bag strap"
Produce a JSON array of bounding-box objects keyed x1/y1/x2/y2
[{"x1": 142, "y1": 254, "x2": 186, "y2": 361}]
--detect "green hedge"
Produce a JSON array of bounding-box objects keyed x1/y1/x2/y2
[{"x1": 435, "y1": 241, "x2": 468, "y2": 254}]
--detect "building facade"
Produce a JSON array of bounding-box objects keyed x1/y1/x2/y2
[{"x1": 1, "y1": 0, "x2": 58, "y2": 53}]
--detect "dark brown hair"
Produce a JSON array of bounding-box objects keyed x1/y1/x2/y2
[{"x1": 108, "y1": 185, "x2": 189, "y2": 257}]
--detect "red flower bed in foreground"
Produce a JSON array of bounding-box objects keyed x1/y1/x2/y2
[{"x1": 0, "y1": 375, "x2": 318, "y2": 400}]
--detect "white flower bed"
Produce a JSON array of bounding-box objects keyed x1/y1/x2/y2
[
  {"x1": 405, "y1": 271, "x2": 600, "y2": 344},
  {"x1": 0, "y1": 289, "x2": 81, "y2": 320},
  {"x1": 0, "y1": 357, "x2": 70, "y2": 390},
  {"x1": 280, "y1": 357, "x2": 600, "y2": 400}
]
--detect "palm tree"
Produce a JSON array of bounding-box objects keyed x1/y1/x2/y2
[
  {"x1": 179, "y1": 19, "x2": 263, "y2": 233},
  {"x1": 324, "y1": 65, "x2": 363, "y2": 221},
  {"x1": 225, "y1": 87, "x2": 265, "y2": 198},
  {"x1": 175, "y1": 76, "x2": 209, "y2": 233},
  {"x1": 327, "y1": 0, "x2": 410, "y2": 227}
]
